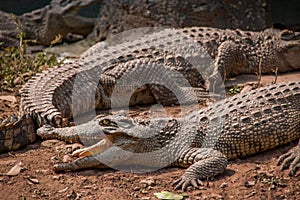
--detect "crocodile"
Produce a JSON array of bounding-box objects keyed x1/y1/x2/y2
[
  {"x1": 37, "y1": 80, "x2": 300, "y2": 190},
  {"x1": 1, "y1": 27, "x2": 300, "y2": 153},
  {"x1": 0, "y1": 0, "x2": 98, "y2": 48}
]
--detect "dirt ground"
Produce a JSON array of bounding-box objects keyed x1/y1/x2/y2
[{"x1": 0, "y1": 72, "x2": 300, "y2": 200}]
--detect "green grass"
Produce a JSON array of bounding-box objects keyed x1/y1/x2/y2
[
  {"x1": 0, "y1": 31, "x2": 62, "y2": 92},
  {"x1": 227, "y1": 85, "x2": 243, "y2": 95}
]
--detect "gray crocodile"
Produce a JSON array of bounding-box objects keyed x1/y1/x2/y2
[
  {"x1": 0, "y1": 0, "x2": 98, "y2": 48},
  {"x1": 1, "y1": 27, "x2": 300, "y2": 153},
  {"x1": 37, "y1": 80, "x2": 300, "y2": 190}
]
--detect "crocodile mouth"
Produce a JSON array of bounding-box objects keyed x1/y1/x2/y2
[{"x1": 72, "y1": 132, "x2": 138, "y2": 158}]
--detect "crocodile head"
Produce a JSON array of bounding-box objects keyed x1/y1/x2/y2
[
  {"x1": 94, "y1": 115, "x2": 145, "y2": 152},
  {"x1": 94, "y1": 114, "x2": 177, "y2": 152},
  {"x1": 276, "y1": 29, "x2": 300, "y2": 70}
]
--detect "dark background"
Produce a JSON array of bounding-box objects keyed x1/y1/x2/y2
[
  {"x1": 0, "y1": 0, "x2": 299, "y2": 28},
  {"x1": 0, "y1": 0, "x2": 100, "y2": 17}
]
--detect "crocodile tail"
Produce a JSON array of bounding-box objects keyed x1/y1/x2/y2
[{"x1": 0, "y1": 113, "x2": 36, "y2": 153}]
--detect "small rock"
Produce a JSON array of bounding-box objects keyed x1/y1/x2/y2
[
  {"x1": 52, "y1": 175, "x2": 63, "y2": 180},
  {"x1": 132, "y1": 193, "x2": 139, "y2": 198},
  {"x1": 62, "y1": 155, "x2": 73, "y2": 163},
  {"x1": 141, "y1": 197, "x2": 150, "y2": 200},
  {"x1": 220, "y1": 182, "x2": 227, "y2": 188},
  {"x1": 50, "y1": 156, "x2": 59, "y2": 163},
  {"x1": 141, "y1": 189, "x2": 148, "y2": 194},
  {"x1": 133, "y1": 187, "x2": 140, "y2": 191},
  {"x1": 6, "y1": 161, "x2": 23, "y2": 176},
  {"x1": 244, "y1": 180, "x2": 256, "y2": 187},
  {"x1": 13, "y1": 77, "x2": 22, "y2": 85},
  {"x1": 269, "y1": 185, "x2": 276, "y2": 190},
  {"x1": 58, "y1": 187, "x2": 69, "y2": 193},
  {"x1": 0, "y1": 95, "x2": 17, "y2": 103},
  {"x1": 140, "y1": 177, "x2": 156, "y2": 187},
  {"x1": 254, "y1": 165, "x2": 261, "y2": 170},
  {"x1": 28, "y1": 178, "x2": 39, "y2": 184},
  {"x1": 83, "y1": 185, "x2": 94, "y2": 189}
]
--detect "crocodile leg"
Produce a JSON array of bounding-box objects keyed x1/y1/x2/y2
[
  {"x1": 53, "y1": 155, "x2": 108, "y2": 172},
  {"x1": 277, "y1": 141, "x2": 300, "y2": 175},
  {"x1": 207, "y1": 41, "x2": 247, "y2": 92},
  {"x1": 173, "y1": 148, "x2": 228, "y2": 191}
]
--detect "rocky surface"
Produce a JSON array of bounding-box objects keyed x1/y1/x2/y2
[{"x1": 91, "y1": 0, "x2": 270, "y2": 42}]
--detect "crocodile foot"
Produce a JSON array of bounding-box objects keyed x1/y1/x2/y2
[
  {"x1": 172, "y1": 174, "x2": 203, "y2": 191},
  {"x1": 53, "y1": 155, "x2": 106, "y2": 172},
  {"x1": 277, "y1": 144, "x2": 300, "y2": 176}
]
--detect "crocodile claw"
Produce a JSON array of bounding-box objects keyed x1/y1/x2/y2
[
  {"x1": 172, "y1": 175, "x2": 203, "y2": 191},
  {"x1": 277, "y1": 145, "x2": 300, "y2": 176}
]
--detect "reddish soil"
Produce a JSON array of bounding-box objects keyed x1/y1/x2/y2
[{"x1": 0, "y1": 73, "x2": 300, "y2": 200}]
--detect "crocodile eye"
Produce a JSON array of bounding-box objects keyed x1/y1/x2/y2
[{"x1": 101, "y1": 119, "x2": 111, "y2": 125}]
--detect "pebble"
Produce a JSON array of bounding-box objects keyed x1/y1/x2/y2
[
  {"x1": 269, "y1": 185, "x2": 276, "y2": 190},
  {"x1": 244, "y1": 180, "x2": 256, "y2": 187},
  {"x1": 58, "y1": 187, "x2": 69, "y2": 193},
  {"x1": 6, "y1": 161, "x2": 23, "y2": 176},
  {"x1": 0, "y1": 95, "x2": 17, "y2": 103},
  {"x1": 13, "y1": 77, "x2": 22, "y2": 85},
  {"x1": 140, "y1": 177, "x2": 156, "y2": 187},
  {"x1": 133, "y1": 187, "x2": 140, "y2": 191},
  {"x1": 28, "y1": 178, "x2": 39, "y2": 184},
  {"x1": 62, "y1": 155, "x2": 73, "y2": 163},
  {"x1": 52, "y1": 175, "x2": 63, "y2": 180},
  {"x1": 220, "y1": 182, "x2": 227, "y2": 188}
]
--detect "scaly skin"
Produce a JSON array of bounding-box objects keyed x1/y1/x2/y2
[
  {"x1": 1, "y1": 27, "x2": 300, "y2": 152},
  {"x1": 37, "y1": 80, "x2": 300, "y2": 190}
]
